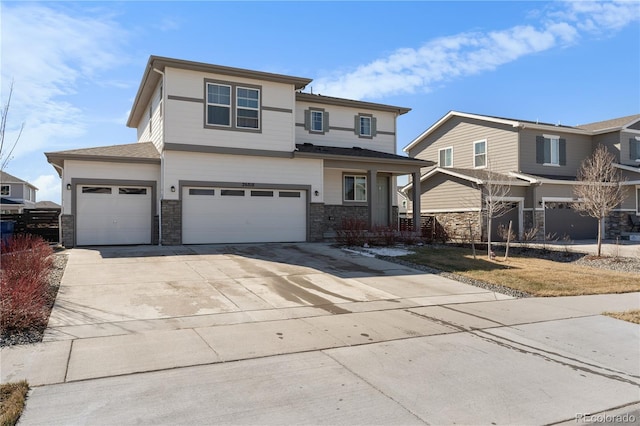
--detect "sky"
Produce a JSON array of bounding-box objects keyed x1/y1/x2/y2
[{"x1": 1, "y1": 0, "x2": 639, "y2": 203}]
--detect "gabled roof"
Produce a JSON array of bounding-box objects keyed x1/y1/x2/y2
[
  {"x1": 296, "y1": 93, "x2": 411, "y2": 115},
  {"x1": 402, "y1": 110, "x2": 626, "y2": 153},
  {"x1": 128, "y1": 56, "x2": 313, "y2": 128},
  {"x1": 46, "y1": 142, "x2": 160, "y2": 177},
  {"x1": 35, "y1": 200, "x2": 61, "y2": 209},
  {"x1": 401, "y1": 166, "x2": 530, "y2": 192},
  {"x1": 576, "y1": 114, "x2": 640, "y2": 133},
  {"x1": 0, "y1": 171, "x2": 38, "y2": 189},
  {"x1": 294, "y1": 143, "x2": 430, "y2": 166}
]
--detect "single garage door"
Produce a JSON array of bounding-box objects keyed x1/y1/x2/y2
[
  {"x1": 545, "y1": 202, "x2": 597, "y2": 240},
  {"x1": 76, "y1": 185, "x2": 152, "y2": 246},
  {"x1": 491, "y1": 202, "x2": 520, "y2": 242},
  {"x1": 182, "y1": 187, "x2": 306, "y2": 244}
]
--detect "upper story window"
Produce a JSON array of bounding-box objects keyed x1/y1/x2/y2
[
  {"x1": 536, "y1": 135, "x2": 566, "y2": 166},
  {"x1": 355, "y1": 114, "x2": 376, "y2": 138},
  {"x1": 1, "y1": 185, "x2": 9, "y2": 196},
  {"x1": 310, "y1": 110, "x2": 324, "y2": 132},
  {"x1": 630, "y1": 137, "x2": 640, "y2": 162},
  {"x1": 474, "y1": 140, "x2": 487, "y2": 168},
  {"x1": 439, "y1": 147, "x2": 453, "y2": 168},
  {"x1": 344, "y1": 175, "x2": 367, "y2": 202},
  {"x1": 206, "y1": 83, "x2": 232, "y2": 127},
  {"x1": 304, "y1": 108, "x2": 328, "y2": 134},
  {"x1": 236, "y1": 87, "x2": 260, "y2": 129}
]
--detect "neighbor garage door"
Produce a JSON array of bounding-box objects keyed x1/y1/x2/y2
[
  {"x1": 544, "y1": 202, "x2": 597, "y2": 240},
  {"x1": 76, "y1": 185, "x2": 152, "y2": 246},
  {"x1": 182, "y1": 187, "x2": 307, "y2": 244}
]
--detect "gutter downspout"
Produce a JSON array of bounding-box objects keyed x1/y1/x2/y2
[{"x1": 152, "y1": 67, "x2": 165, "y2": 245}]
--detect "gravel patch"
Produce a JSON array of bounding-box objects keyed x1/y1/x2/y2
[{"x1": 0, "y1": 251, "x2": 68, "y2": 347}]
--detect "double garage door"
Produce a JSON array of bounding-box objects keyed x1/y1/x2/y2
[
  {"x1": 76, "y1": 185, "x2": 152, "y2": 246},
  {"x1": 182, "y1": 186, "x2": 307, "y2": 244}
]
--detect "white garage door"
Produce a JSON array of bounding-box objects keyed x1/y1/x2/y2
[
  {"x1": 182, "y1": 187, "x2": 306, "y2": 244},
  {"x1": 76, "y1": 185, "x2": 152, "y2": 246}
]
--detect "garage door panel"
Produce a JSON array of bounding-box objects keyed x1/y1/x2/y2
[
  {"x1": 183, "y1": 187, "x2": 306, "y2": 244},
  {"x1": 545, "y1": 202, "x2": 597, "y2": 240},
  {"x1": 76, "y1": 185, "x2": 152, "y2": 246}
]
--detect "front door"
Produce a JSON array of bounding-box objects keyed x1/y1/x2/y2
[{"x1": 374, "y1": 175, "x2": 389, "y2": 226}]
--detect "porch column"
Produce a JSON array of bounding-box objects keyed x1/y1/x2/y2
[
  {"x1": 412, "y1": 170, "x2": 421, "y2": 232},
  {"x1": 368, "y1": 168, "x2": 377, "y2": 228}
]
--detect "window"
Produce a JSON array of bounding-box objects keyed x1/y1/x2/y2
[
  {"x1": 536, "y1": 135, "x2": 566, "y2": 166},
  {"x1": 439, "y1": 147, "x2": 453, "y2": 167},
  {"x1": 251, "y1": 190, "x2": 273, "y2": 197},
  {"x1": 279, "y1": 191, "x2": 301, "y2": 198},
  {"x1": 359, "y1": 116, "x2": 371, "y2": 136},
  {"x1": 311, "y1": 110, "x2": 323, "y2": 132},
  {"x1": 354, "y1": 114, "x2": 376, "y2": 138},
  {"x1": 119, "y1": 188, "x2": 147, "y2": 195},
  {"x1": 221, "y1": 189, "x2": 244, "y2": 196},
  {"x1": 82, "y1": 187, "x2": 112, "y2": 194},
  {"x1": 344, "y1": 175, "x2": 367, "y2": 202},
  {"x1": 236, "y1": 87, "x2": 260, "y2": 129},
  {"x1": 189, "y1": 188, "x2": 215, "y2": 196},
  {"x1": 1, "y1": 185, "x2": 9, "y2": 196},
  {"x1": 206, "y1": 83, "x2": 231, "y2": 126},
  {"x1": 630, "y1": 137, "x2": 640, "y2": 162},
  {"x1": 474, "y1": 140, "x2": 487, "y2": 168}
]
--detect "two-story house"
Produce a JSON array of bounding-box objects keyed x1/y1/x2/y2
[
  {"x1": 402, "y1": 111, "x2": 640, "y2": 241},
  {"x1": 45, "y1": 56, "x2": 427, "y2": 247},
  {"x1": 0, "y1": 171, "x2": 37, "y2": 214}
]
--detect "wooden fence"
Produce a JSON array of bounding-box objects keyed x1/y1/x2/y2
[
  {"x1": 1, "y1": 209, "x2": 60, "y2": 243},
  {"x1": 398, "y1": 215, "x2": 448, "y2": 242}
]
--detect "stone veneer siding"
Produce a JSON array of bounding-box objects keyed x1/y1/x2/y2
[
  {"x1": 161, "y1": 200, "x2": 182, "y2": 245},
  {"x1": 152, "y1": 215, "x2": 160, "y2": 245},
  {"x1": 323, "y1": 205, "x2": 369, "y2": 231},
  {"x1": 309, "y1": 203, "x2": 325, "y2": 241},
  {"x1": 431, "y1": 211, "x2": 482, "y2": 242},
  {"x1": 523, "y1": 210, "x2": 545, "y2": 241},
  {"x1": 61, "y1": 214, "x2": 75, "y2": 248},
  {"x1": 605, "y1": 211, "x2": 635, "y2": 239}
]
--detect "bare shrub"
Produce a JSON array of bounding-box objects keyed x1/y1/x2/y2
[{"x1": 335, "y1": 218, "x2": 367, "y2": 246}]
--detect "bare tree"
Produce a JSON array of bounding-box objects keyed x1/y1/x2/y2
[
  {"x1": 572, "y1": 145, "x2": 625, "y2": 257},
  {"x1": 480, "y1": 167, "x2": 513, "y2": 259},
  {"x1": 1, "y1": 81, "x2": 24, "y2": 171}
]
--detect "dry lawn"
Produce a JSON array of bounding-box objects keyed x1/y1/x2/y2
[
  {"x1": 0, "y1": 380, "x2": 29, "y2": 426},
  {"x1": 603, "y1": 309, "x2": 640, "y2": 324},
  {"x1": 402, "y1": 246, "x2": 640, "y2": 296}
]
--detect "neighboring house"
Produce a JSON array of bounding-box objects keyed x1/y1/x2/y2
[
  {"x1": 396, "y1": 186, "x2": 409, "y2": 218},
  {"x1": 0, "y1": 171, "x2": 37, "y2": 214},
  {"x1": 45, "y1": 56, "x2": 428, "y2": 247},
  {"x1": 35, "y1": 200, "x2": 62, "y2": 211},
  {"x1": 402, "y1": 111, "x2": 640, "y2": 241}
]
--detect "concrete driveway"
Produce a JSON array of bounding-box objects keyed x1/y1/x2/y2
[{"x1": 2, "y1": 243, "x2": 639, "y2": 425}]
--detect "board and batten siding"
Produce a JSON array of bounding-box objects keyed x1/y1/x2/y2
[
  {"x1": 592, "y1": 131, "x2": 622, "y2": 163},
  {"x1": 519, "y1": 128, "x2": 593, "y2": 176},
  {"x1": 295, "y1": 102, "x2": 397, "y2": 154},
  {"x1": 162, "y1": 151, "x2": 323, "y2": 201},
  {"x1": 136, "y1": 80, "x2": 164, "y2": 152},
  {"x1": 408, "y1": 116, "x2": 519, "y2": 174},
  {"x1": 62, "y1": 160, "x2": 161, "y2": 215},
  {"x1": 163, "y1": 67, "x2": 296, "y2": 152},
  {"x1": 418, "y1": 174, "x2": 481, "y2": 212}
]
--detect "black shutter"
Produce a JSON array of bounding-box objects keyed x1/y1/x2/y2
[
  {"x1": 559, "y1": 139, "x2": 567, "y2": 166},
  {"x1": 323, "y1": 111, "x2": 330, "y2": 133},
  {"x1": 371, "y1": 117, "x2": 377, "y2": 136},
  {"x1": 536, "y1": 136, "x2": 545, "y2": 164},
  {"x1": 354, "y1": 116, "x2": 360, "y2": 135},
  {"x1": 631, "y1": 138, "x2": 638, "y2": 160}
]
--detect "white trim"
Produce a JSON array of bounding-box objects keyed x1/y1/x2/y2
[
  {"x1": 438, "y1": 146, "x2": 453, "y2": 168},
  {"x1": 235, "y1": 86, "x2": 260, "y2": 130},
  {"x1": 343, "y1": 174, "x2": 367, "y2": 202},
  {"x1": 359, "y1": 115, "x2": 372, "y2": 137},
  {"x1": 310, "y1": 110, "x2": 324, "y2": 133},
  {"x1": 473, "y1": 139, "x2": 487, "y2": 169},
  {"x1": 613, "y1": 163, "x2": 640, "y2": 173},
  {"x1": 486, "y1": 196, "x2": 524, "y2": 239},
  {"x1": 508, "y1": 171, "x2": 540, "y2": 184},
  {"x1": 206, "y1": 82, "x2": 232, "y2": 127}
]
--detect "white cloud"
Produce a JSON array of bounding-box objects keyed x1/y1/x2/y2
[
  {"x1": 311, "y1": 1, "x2": 638, "y2": 100},
  {"x1": 31, "y1": 174, "x2": 61, "y2": 204},
  {"x1": 1, "y1": 4, "x2": 129, "y2": 159}
]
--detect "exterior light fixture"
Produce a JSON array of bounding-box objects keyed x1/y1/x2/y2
[
  {"x1": 66, "y1": 183, "x2": 71, "y2": 190},
  {"x1": 170, "y1": 185, "x2": 176, "y2": 192},
  {"x1": 314, "y1": 190, "x2": 319, "y2": 196}
]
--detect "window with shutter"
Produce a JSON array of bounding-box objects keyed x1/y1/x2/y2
[{"x1": 536, "y1": 135, "x2": 564, "y2": 166}]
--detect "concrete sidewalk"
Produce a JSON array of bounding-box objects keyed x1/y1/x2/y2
[{"x1": 5, "y1": 291, "x2": 640, "y2": 425}]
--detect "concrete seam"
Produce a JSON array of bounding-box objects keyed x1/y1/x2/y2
[
  {"x1": 63, "y1": 339, "x2": 74, "y2": 383},
  {"x1": 191, "y1": 328, "x2": 221, "y2": 360}
]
